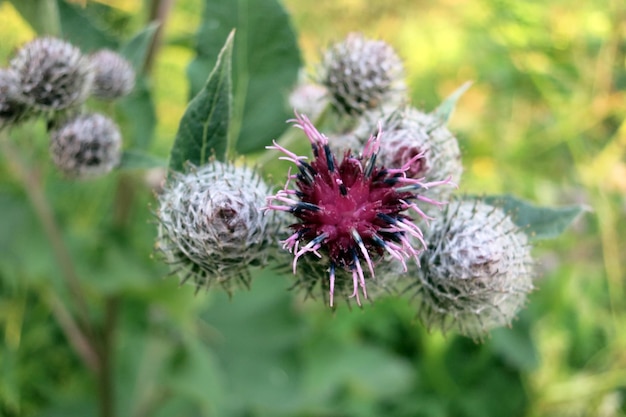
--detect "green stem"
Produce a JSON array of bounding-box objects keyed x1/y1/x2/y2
[
  {"x1": 45, "y1": 290, "x2": 99, "y2": 372},
  {"x1": 144, "y1": 0, "x2": 176, "y2": 75},
  {"x1": 0, "y1": 133, "x2": 94, "y2": 336},
  {"x1": 97, "y1": 296, "x2": 119, "y2": 417}
]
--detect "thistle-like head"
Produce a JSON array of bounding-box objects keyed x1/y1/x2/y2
[
  {"x1": 410, "y1": 200, "x2": 534, "y2": 339},
  {"x1": 0, "y1": 68, "x2": 28, "y2": 129},
  {"x1": 10, "y1": 37, "x2": 93, "y2": 112},
  {"x1": 319, "y1": 33, "x2": 406, "y2": 115},
  {"x1": 330, "y1": 106, "x2": 463, "y2": 202},
  {"x1": 265, "y1": 113, "x2": 453, "y2": 306},
  {"x1": 89, "y1": 49, "x2": 136, "y2": 100},
  {"x1": 49, "y1": 113, "x2": 122, "y2": 178},
  {"x1": 156, "y1": 161, "x2": 277, "y2": 293}
]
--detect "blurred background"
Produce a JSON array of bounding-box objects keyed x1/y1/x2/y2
[{"x1": 0, "y1": 0, "x2": 624, "y2": 416}]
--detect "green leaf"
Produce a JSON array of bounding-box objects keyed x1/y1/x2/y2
[
  {"x1": 57, "y1": 0, "x2": 118, "y2": 51},
  {"x1": 490, "y1": 313, "x2": 539, "y2": 371},
  {"x1": 119, "y1": 150, "x2": 167, "y2": 170},
  {"x1": 169, "y1": 30, "x2": 234, "y2": 172},
  {"x1": 116, "y1": 77, "x2": 156, "y2": 150},
  {"x1": 8, "y1": 0, "x2": 61, "y2": 36},
  {"x1": 432, "y1": 81, "x2": 472, "y2": 124},
  {"x1": 187, "y1": 0, "x2": 302, "y2": 154},
  {"x1": 480, "y1": 194, "x2": 587, "y2": 241},
  {"x1": 119, "y1": 22, "x2": 160, "y2": 72}
]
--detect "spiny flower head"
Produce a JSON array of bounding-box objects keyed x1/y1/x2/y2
[
  {"x1": 156, "y1": 161, "x2": 277, "y2": 293},
  {"x1": 89, "y1": 49, "x2": 136, "y2": 100},
  {"x1": 49, "y1": 113, "x2": 122, "y2": 178},
  {"x1": 319, "y1": 33, "x2": 406, "y2": 115},
  {"x1": 266, "y1": 113, "x2": 452, "y2": 306},
  {"x1": 410, "y1": 200, "x2": 534, "y2": 339},
  {"x1": 10, "y1": 37, "x2": 93, "y2": 112}
]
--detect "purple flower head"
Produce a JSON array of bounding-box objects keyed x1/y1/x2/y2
[{"x1": 266, "y1": 113, "x2": 453, "y2": 306}]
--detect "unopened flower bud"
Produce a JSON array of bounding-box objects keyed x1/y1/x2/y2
[
  {"x1": 89, "y1": 49, "x2": 135, "y2": 100},
  {"x1": 0, "y1": 69, "x2": 28, "y2": 128},
  {"x1": 156, "y1": 162, "x2": 276, "y2": 293},
  {"x1": 10, "y1": 37, "x2": 93, "y2": 112},
  {"x1": 49, "y1": 113, "x2": 122, "y2": 178},
  {"x1": 288, "y1": 82, "x2": 328, "y2": 121},
  {"x1": 376, "y1": 107, "x2": 462, "y2": 201},
  {"x1": 411, "y1": 200, "x2": 534, "y2": 339},
  {"x1": 319, "y1": 33, "x2": 406, "y2": 115}
]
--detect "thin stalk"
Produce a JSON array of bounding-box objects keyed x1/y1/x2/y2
[
  {"x1": 144, "y1": 0, "x2": 176, "y2": 75},
  {"x1": 96, "y1": 1, "x2": 177, "y2": 416},
  {"x1": 45, "y1": 290, "x2": 99, "y2": 372},
  {"x1": 97, "y1": 296, "x2": 119, "y2": 417},
  {"x1": 0, "y1": 134, "x2": 94, "y2": 337}
]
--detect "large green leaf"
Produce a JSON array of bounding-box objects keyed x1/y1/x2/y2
[
  {"x1": 481, "y1": 194, "x2": 587, "y2": 241},
  {"x1": 116, "y1": 77, "x2": 156, "y2": 150},
  {"x1": 118, "y1": 150, "x2": 167, "y2": 170},
  {"x1": 57, "y1": 0, "x2": 118, "y2": 51},
  {"x1": 168, "y1": 31, "x2": 234, "y2": 172},
  {"x1": 187, "y1": 0, "x2": 301, "y2": 154},
  {"x1": 114, "y1": 24, "x2": 160, "y2": 150}
]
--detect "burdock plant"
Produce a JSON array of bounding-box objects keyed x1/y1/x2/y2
[{"x1": 0, "y1": 4, "x2": 587, "y2": 416}]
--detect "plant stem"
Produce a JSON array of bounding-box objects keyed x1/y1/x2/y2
[
  {"x1": 45, "y1": 290, "x2": 99, "y2": 372},
  {"x1": 144, "y1": 0, "x2": 176, "y2": 75},
  {"x1": 97, "y1": 296, "x2": 119, "y2": 417},
  {"x1": 0, "y1": 134, "x2": 94, "y2": 336}
]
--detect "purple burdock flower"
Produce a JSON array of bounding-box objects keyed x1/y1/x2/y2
[{"x1": 266, "y1": 113, "x2": 452, "y2": 306}]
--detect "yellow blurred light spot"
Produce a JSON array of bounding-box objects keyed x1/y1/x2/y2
[
  {"x1": 606, "y1": 163, "x2": 626, "y2": 193},
  {"x1": 91, "y1": 0, "x2": 141, "y2": 13},
  {"x1": 522, "y1": 51, "x2": 551, "y2": 73},
  {"x1": 0, "y1": 3, "x2": 35, "y2": 58},
  {"x1": 471, "y1": 157, "x2": 496, "y2": 178},
  {"x1": 550, "y1": 7, "x2": 577, "y2": 48},
  {"x1": 585, "y1": 10, "x2": 610, "y2": 38}
]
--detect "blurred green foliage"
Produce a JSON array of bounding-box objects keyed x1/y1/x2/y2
[{"x1": 0, "y1": 0, "x2": 624, "y2": 416}]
